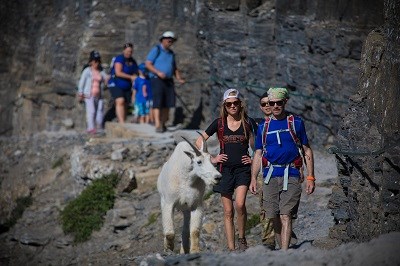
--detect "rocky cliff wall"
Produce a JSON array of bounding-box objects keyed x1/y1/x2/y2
[
  {"x1": 328, "y1": 0, "x2": 400, "y2": 242},
  {"x1": 0, "y1": 0, "x2": 383, "y2": 146}
]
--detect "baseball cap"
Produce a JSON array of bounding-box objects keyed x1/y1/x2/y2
[
  {"x1": 89, "y1": 50, "x2": 101, "y2": 61},
  {"x1": 223, "y1": 89, "x2": 241, "y2": 101}
]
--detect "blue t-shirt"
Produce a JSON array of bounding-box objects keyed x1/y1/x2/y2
[
  {"x1": 255, "y1": 115, "x2": 308, "y2": 178},
  {"x1": 146, "y1": 45, "x2": 176, "y2": 79},
  {"x1": 133, "y1": 77, "x2": 152, "y2": 104},
  {"x1": 109, "y1": 54, "x2": 138, "y2": 90}
]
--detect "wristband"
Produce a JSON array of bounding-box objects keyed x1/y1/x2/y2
[{"x1": 307, "y1": 176, "x2": 316, "y2": 181}]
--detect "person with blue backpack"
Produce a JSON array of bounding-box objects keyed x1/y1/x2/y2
[
  {"x1": 132, "y1": 63, "x2": 153, "y2": 124},
  {"x1": 250, "y1": 87, "x2": 315, "y2": 250},
  {"x1": 145, "y1": 31, "x2": 185, "y2": 133},
  {"x1": 107, "y1": 42, "x2": 139, "y2": 124}
]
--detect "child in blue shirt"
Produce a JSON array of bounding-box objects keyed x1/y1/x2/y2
[{"x1": 132, "y1": 63, "x2": 153, "y2": 124}]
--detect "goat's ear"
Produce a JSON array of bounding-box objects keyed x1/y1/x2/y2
[{"x1": 184, "y1": 151, "x2": 194, "y2": 159}]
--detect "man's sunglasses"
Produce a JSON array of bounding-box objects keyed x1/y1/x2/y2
[
  {"x1": 264, "y1": 100, "x2": 284, "y2": 107},
  {"x1": 225, "y1": 101, "x2": 241, "y2": 108}
]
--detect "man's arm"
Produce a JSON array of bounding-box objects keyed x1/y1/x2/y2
[
  {"x1": 174, "y1": 68, "x2": 185, "y2": 84},
  {"x1": 249, "y1": 149, "x2": 262, "y2": 194},
  {"x1": 303, "y1": 144, "x2": 315, "y2": 194}
]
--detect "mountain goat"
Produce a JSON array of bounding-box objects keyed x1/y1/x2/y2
[{"x1": 157, "y1": 133, "x2": 221, "y2": 254}]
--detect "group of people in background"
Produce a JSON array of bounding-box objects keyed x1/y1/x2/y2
[
  {"x1": 77, "y1": 31, "x2": 316, "y2": 252},
  {"x1": 77, "y1": 31, "x2": 184, "y2": 134}
]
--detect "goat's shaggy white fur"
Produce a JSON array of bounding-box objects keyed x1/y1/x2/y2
[{"x1": 157, "y1": 139, "x2": 221, "y2": 254}]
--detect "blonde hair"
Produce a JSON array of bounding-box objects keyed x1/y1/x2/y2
[{"x1": 219, "y1": 96, "x2": 250, "y2": 140}]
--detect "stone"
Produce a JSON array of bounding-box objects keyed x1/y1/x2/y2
[
  {"x1": 61, "y1": 118, "x2": 74, "y2": 129},
  {"x1": 111, "y1": 147, "x2": 129, "y2": 161}
]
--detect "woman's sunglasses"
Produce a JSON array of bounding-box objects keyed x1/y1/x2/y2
[{"x1": 225, "y1": 101, "x2": 241, "y2": 108}]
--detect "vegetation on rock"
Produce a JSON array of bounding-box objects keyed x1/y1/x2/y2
[{"x1": 60, "y1": 173, "x2": 120, "y2": 243}]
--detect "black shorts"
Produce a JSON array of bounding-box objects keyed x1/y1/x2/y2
[
  {"x1": 150, "y1": 77, "x2": 175, "y2": 108},
  {"x1": 109, "y1": 86, "x2": 132, "y2": 104},
  {"x1": 213, "y1": 165, "x2": 251, "y2": 196}
]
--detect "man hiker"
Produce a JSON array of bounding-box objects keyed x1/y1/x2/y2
[
  {"x1": 145, "y1": 31, "x2": 185, "y2": 133},
  {"x1": 250, "y1": 87, "x2": 315, "y2": 250}
]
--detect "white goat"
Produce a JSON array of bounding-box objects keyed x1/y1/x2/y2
[{"x1": 157, "y1": 133, "x2": 221, "y2": 254}]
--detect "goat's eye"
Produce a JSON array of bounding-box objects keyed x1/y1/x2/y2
[{"x1": 196, "y1": 160, "x2": 202, "y2": 165}]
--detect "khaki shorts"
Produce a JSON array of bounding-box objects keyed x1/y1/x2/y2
[{"x1": 263, "y1": 176, "x2": 301, "y2": 218}]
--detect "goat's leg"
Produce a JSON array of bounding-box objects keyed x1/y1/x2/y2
[
  {"x1": 161, "y1": 201, "x2": 175, "y2": 252},
  {"x1": 189, "y1": 207, "x2": 203, "y2": 253},
  {"x1": 180, "y1": 210, "x2": 191, "y2": 254}
]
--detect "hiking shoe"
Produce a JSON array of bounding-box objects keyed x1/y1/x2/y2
[
  {"x1": 155, "y1": 127, "x2": 164, "y2": 133},
  {"x1": 86, "y1": 129, "x2": 96, "y2": 135},
  {"x1": 238, "y1": 237, "x2": 248, "y2": 251}
]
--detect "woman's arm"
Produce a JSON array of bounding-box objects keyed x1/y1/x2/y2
[{"x1": 114, "y1": 62, "x2": 136, "y2": 81}]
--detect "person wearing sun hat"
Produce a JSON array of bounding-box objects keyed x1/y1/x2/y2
[
  {"x1": 250, "y1": 87, "x2": 315, "y2": 250},
  {"x1": 195, "y1": 88, "x2": 257, "y2": 251},
  {"x1": 145, "y1": 31, "x2": 185, "y2": 133}
]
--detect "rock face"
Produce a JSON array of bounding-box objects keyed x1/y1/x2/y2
[
  {"x1": 1, "y1": 0, "x2": 399, "y2": 261},
  {"x1": 328, "y1": 0, "x2": 400, "y2": 242},
  {"x1": 0, "y1": 0, "x2": 383, "y2": 147}
]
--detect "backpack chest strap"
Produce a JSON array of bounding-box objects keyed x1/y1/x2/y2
[{"x1": 266, "y1": 129, "x2": 290, "y2": 145}]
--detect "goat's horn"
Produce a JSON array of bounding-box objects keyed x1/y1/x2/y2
[
  {"x1": 196, "y1": 131, "x2": 208, "y2": 153},
  {"x1": 181, "y1": 136, "x2": 202, "y2": 156}
]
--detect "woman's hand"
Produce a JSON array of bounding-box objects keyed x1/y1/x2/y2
[
  {"x1": 77, "y1": 93, "x2": 84, "y2": 103},
  {"x1": 211, "y1": 154, "x2": 228, "y2": 164},
  {"x1": 241, "y1": 155, "x2": 252, "y2": 165}
]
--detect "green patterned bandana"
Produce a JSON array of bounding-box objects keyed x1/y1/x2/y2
[{"x1": 267, "y1": 87, "x2": 289, "y2": 100}]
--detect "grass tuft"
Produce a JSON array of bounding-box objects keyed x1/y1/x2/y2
[
  {"x1": 60, "y1": 173, "x2": 120, "y2": 243},
  {"x1": 144, "y1": 212, "x2": 160, "y2": 227},
  {"x1": 246, "y1": 213, "x2": 260, "y2": 233}
]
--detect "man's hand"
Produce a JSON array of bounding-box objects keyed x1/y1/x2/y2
[
  {"x1": 176, "y1": 77, "x2": 185, "y2": 85},
  {"x1": 306, "y1": 180, "x2": 315, "y2": 194},
  {"x1": 156, "y1": 70, "x2": 166, "y2": 79},
  {"x1": 249, "y1": 178, "x2": 257, "y2": 195}
]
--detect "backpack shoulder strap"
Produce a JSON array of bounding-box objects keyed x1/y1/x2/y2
[
  {"x1": 287, "y1": 115, "x2": 301, "y2": 147},
  {"x1": 152, "y1": 45, "x2": 162, "y2": 65},
  {"x1": 262, "y1": 116, "x2": 271, "y2": 148},
  {"x1": 217, "y1": 118, "x2": 224, "y2": 148}
]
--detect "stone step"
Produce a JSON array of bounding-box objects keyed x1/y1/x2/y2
[{"x1": 104, "y1": 122, "x2": 220, "y2": 152}]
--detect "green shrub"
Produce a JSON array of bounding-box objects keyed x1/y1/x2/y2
[
  {"x1": 0, "y1": 195, "x2": 32, "y2": 233},
  {"x1": 60, "y1": 173, "x2": 120, "y2": 243},
  {"x1": 246, "y1": 213, "x2": 260, "y2": 233}
]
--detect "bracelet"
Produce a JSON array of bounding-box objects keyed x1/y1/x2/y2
[{"x1": 307, "y1": 176, "x2": 316, "y2": 181}]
